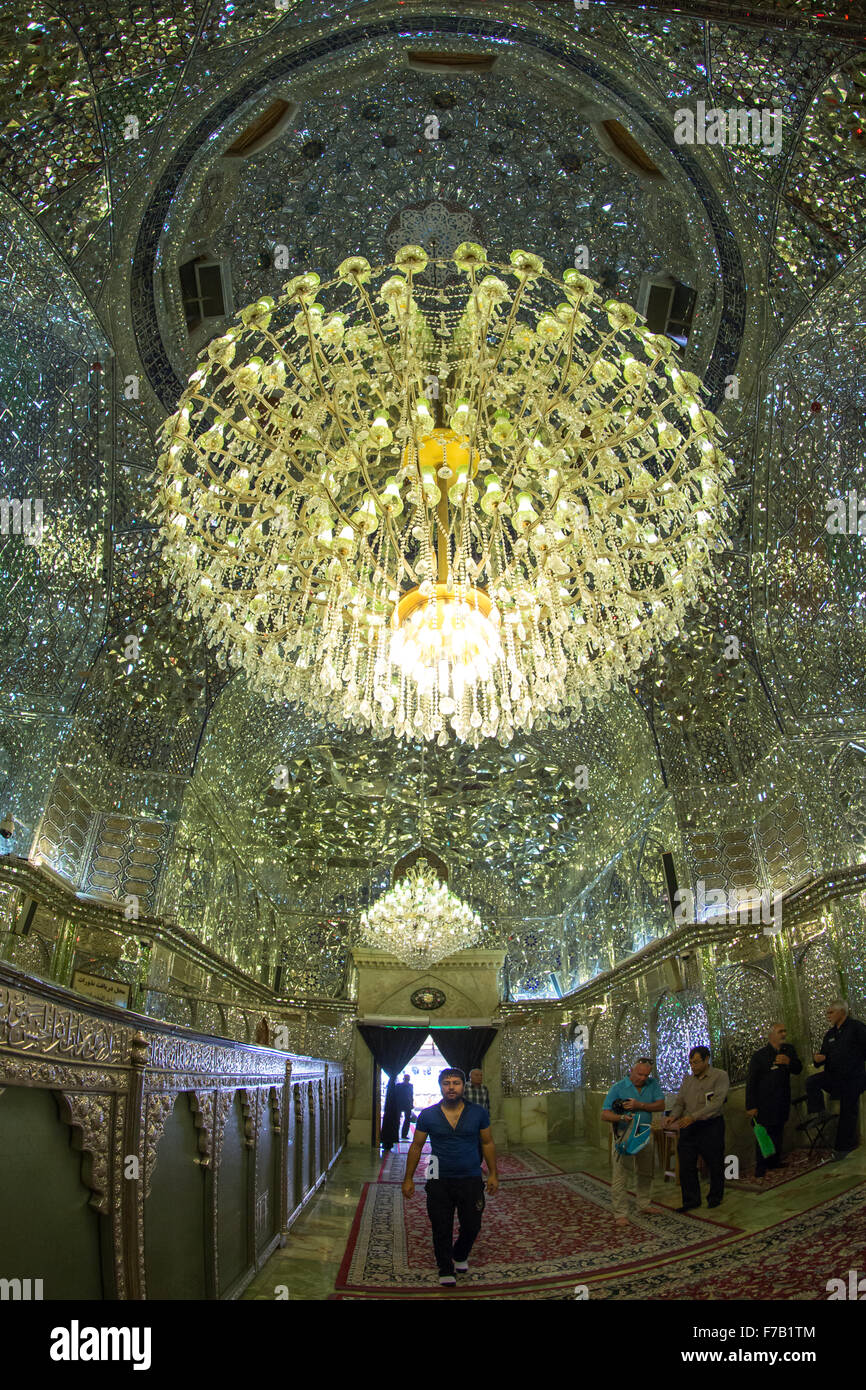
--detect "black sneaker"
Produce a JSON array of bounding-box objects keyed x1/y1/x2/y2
[
  {"x1": 439, "y1": 1273, "x2": 457, "y2": 1286},
  {"x1": 676, "y1": 1204, "x2": 700, "y2": 1212}
]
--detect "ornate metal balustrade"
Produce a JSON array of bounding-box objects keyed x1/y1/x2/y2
[{"x1": 0, "y1": 962, "x2": 346, "y2": 1299}]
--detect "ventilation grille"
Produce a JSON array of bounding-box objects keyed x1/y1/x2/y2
[
  {"x1": 35, "y1": 775, "x2": 92, "y2": 885},
  {"x1": 82, "y1": 814, "x2": 168, "y2": 912}
]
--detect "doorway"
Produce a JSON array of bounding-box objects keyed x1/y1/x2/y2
[{"x1": 380, "y1": 1035, "x2": 451, "y2": 1146}]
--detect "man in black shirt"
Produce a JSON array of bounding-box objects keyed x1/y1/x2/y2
[
  {"x1": 806, "y1": 1001, "x2": 866, "y2": 1157},
  {"x1": 745, "y1": 1022, "x2": 802, "y2": 1176},
  {"x1": 394, "y1": 1073, "x2": 415, "y2": 1140}
]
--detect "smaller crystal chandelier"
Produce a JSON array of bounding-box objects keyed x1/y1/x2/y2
[
  {"x1": 359, "y1": 858, "x2": 483, "y2": 969},
  {"x1": 360, "y1": 752, "x2": 482, "y2": 968}
]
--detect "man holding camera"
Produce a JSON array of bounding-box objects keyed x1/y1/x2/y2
[{"x1": 601, "y1": 1058, "x2": 665, "y2": 1225}]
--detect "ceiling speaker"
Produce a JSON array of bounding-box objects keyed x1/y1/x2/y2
[
  {"x1": 16, "y1": 896, "x2": 38, "y2": 935},
  {"x1": 661, "y1": 851, "x2": 679, "y2": 921},
  {"x1": 664, "y1": 957, "x2": 685, "y2": 993}
]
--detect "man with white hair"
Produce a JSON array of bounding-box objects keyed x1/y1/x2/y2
[
  {"x1": 806, "y1": 1001, "x2": 866, "y2": 1158},
  {"x1": 464, "y1": 1068, "x2": 491, "y2": 1114}
]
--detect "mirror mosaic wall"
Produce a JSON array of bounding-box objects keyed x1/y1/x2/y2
[{"x1": 2, "y1": 0, "x2": 865, "y2": 1087}]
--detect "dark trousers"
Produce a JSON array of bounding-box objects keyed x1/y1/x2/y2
[
  {"x1": 677, "y1": 1116, "x2": 725, "y2": 1207},
  {"x1": 806, "y1": 1072, "x2": 864, "y2": 1151},
  {"x1": 424, "y1": 1177, "x2": 485, "y2": 1275},
  {"x1": 754, "y1": 1120, "x2": 785, "y2": 1174},
  {"x1": 399, "y1": 1109, "x2": 412, "y2": 1139}
]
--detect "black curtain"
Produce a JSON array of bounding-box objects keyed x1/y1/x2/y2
[
  {"x1": 429, "y1": 1027, "x2": 498, "y2": 1078},
  {"x1": 357, "y1": 1025, "x2": 429, "y2": 1148}
]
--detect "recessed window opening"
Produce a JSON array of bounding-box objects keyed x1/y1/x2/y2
[
  {"x1": 638, "y1": 273, "x2": 696, "y2": 351},
  {"x1": 601, "y1": 118, "x2": 663, "y2": 176},
  {"x1": 407, "y1": 50, "x2": 496, "y2": 74},
  {"x1": 591, "y1": 116, "x2": 665, "y2": 182},
  {"x1": 179, "y1": 255, "x2": 228, "y2": 334},
  {"x1": 224, "y1": 98, "x2": 298, "y2": 158}
]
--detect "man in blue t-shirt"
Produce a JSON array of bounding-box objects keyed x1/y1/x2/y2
[
  {"x1": 601, "y1": 1058, "x2": 665, "y2": 1225},
  {"x1": 402, "y1": 1067, "x2": 499, "y2": 1285}
]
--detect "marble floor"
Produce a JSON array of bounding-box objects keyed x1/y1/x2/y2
[{"x1": 241, "y1": 1138, "x2": 866, "y2": 1301}]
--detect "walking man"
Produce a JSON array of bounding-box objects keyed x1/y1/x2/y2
[
  {"x1": 745, "y1": 1022, "x2": 802, "y2": 1176},
  {"x1": 402, "y1": 1068, "x2": 499, "y2": 1286},
  {"x1": 601, "y1": 1058, "x2": 665, "y2": 1225},
  {"x1": 394, "y1": 1072, "x2": 415, "y2": 1140},
  {"x1": 806, "y1": 1001, "x2": 866, "y2": 1158},
  {"x1": 664, "y1": 1046, "x2": 730, "y2": 1211}
]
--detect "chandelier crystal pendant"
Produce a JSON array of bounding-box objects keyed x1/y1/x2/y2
[
  {"x1": 156, "y1": 243, "x2": 733, "y2": 746},
  {"x1": 359, "y1": 861, "x2": 483, "y2": 969}
]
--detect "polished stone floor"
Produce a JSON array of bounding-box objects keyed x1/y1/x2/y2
[{"x1": 241, "y1": 1137, "x2": 866, "y2": 1301}]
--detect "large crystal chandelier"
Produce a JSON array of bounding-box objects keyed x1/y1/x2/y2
[
  {"x1": 156, "y1": 243, "x2": 732, "y2": 746},
  {"x1": 359, "y1": 860, "x2": 483, "y2": 969}
]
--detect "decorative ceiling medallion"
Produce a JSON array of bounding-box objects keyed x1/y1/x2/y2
[
  {"x1": 386, "y1": 200, "x2": 482, "y2": 286},
  {"x1": 410, "y1": 986, "x2": 446, "y2": 1010}
]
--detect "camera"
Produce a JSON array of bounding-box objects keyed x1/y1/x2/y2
[{"x1": 611, "y1": 1098, "x2": 626, "y2": 1115}]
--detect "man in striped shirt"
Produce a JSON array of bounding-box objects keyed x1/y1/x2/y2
[{"x1": 464, "y1": 1069, "x2": 491, "y2": 1113}]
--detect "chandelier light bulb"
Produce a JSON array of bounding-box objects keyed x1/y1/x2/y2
[{"x1": 156, "y1": 245, "x2": 732, "y2": 746}]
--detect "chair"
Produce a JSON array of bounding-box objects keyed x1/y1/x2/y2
[{"x1": 792, "y1": 1094, "x2": 838, "y2": 1152}]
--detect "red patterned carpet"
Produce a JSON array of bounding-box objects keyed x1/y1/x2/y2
[
  {"x1": 377, "y1": 1143, "x2": 561, "y2": 1184},
  {"x1": 335, "y1": 1168, "x2": 737, "y2": 1295},
  {"x1": 727, "y1": 1146, "x2": 835, "y2": 1193},
  {"x1": 517, "y1": 1182, "x2": 866, "y2": 1301}
]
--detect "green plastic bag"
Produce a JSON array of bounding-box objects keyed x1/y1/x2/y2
[{"x1": 753, "y1": 1121, "x2": 776, "y2": 1158}]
